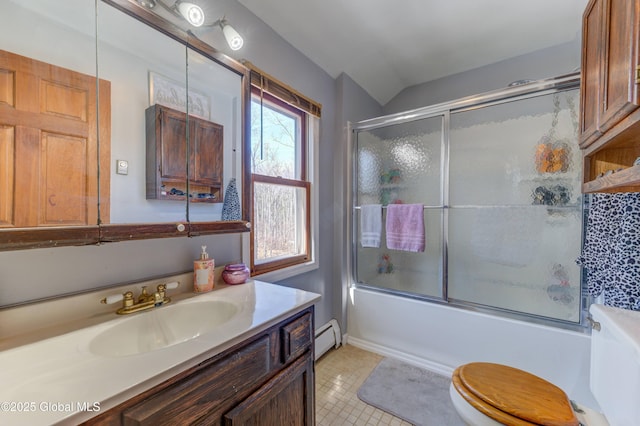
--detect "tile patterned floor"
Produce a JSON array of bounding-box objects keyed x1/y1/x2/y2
[{"x1": 315, "y1": 344, "x2": 413, "y2": 426}]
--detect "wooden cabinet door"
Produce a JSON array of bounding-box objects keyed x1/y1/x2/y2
[
  {"x1": 580, "y1": 0, "x2": 604, "y2": 147},
  {"x1": 223, "y1": 353, "x2": 315, "y2": 426},
  {"x1": 159, "y1": 107, "x2": 188, "y2": 181},
  {"x1": 146, "y1": 104, "x2": 223, "y2": 201},
  {"x1": 156, "y1": 108, "x2": 223, "y2": 184},
  {"x1": 598, "y1": 0, "x2": 640, "y2": 133},
  {"x1": 119, "y1": 335, "x2": 272, "y2": 426},
  {"x1": 190, "y1": 118, "x2": 223, "y2": 185},
  {"x1": 580, "y1": 0, "x2": 640, "y2": 147}
]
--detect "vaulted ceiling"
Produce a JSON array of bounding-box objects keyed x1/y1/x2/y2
[{"x1": 238, "y1": 0, "x2": 588, "y2": 105}]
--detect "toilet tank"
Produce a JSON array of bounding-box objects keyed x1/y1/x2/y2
[{"x1": 589, "y1": 304, "x2": 640, "y2": 426}]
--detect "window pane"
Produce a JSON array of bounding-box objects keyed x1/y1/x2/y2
[
  {"x1": 251, "y1": 99, "x2": 297, "y2": 179},
  {"x1": 253, "y1": 181, "x2": 308, "y2": 263}
]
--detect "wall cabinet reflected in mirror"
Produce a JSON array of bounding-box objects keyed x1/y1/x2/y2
[
  {"x1": 0, "y1": 0, "x2": 250, "y2": 251},
  {"x1": 146, "y1": 104, "x2": 223, "y2": 203}
]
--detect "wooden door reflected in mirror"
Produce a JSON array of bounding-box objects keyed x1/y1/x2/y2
[{"x1": 0, "y1": 0, "x2": 102, "y2": 248}]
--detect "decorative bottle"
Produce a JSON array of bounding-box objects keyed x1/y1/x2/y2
[{"x1": 193, "y1": 245, "x2": 214, "y2": 293}]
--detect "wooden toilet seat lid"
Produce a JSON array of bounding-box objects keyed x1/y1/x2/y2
[{"x1": 454, "y1": 362, "x2": 578, "y2": 426}]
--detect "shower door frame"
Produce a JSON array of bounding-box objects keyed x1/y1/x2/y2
[{"x1": 348, "y1": 72, "x2": 590, "y2": 332}]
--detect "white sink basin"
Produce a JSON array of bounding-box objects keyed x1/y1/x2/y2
[{"x1": 89, "y1": 300, "x2": 239, "y2": 357}]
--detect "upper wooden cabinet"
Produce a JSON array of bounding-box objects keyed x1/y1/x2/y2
[
  {"x1": 580, "y1": 0, "x2": 640, "y2": 192},
  {"x1": 146, "y1": 104, "x2": 223, "y2": 203}
]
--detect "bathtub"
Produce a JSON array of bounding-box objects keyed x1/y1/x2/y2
[{"x1": 346, "y1": 287, "x2": 598, "y2": 409}]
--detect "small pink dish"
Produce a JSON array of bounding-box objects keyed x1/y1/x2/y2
[{"x1": 222, "y1": 263, "x2": 250, "y2": 285}]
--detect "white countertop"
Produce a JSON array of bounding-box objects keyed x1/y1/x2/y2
[{"x1": 0, "y1": 280, "x2": 321, "y2": 425}]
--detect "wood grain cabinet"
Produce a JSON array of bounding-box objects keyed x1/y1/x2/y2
[
  {"x1": 579, "y1": 0, "x2": 640, "y2": 192},
  {"x1": 83, "y1": 307, "x2": 315, "y2": 426},
  {"x1": 146, "y1": 104, "x2": 223, "y2": 203}
]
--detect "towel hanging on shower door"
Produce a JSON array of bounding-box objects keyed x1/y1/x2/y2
[
  {"x1": 385, "y1": 203, "x2": 425, "y2": 252},
  {"x1": 360, "y1": 204, "x2": 382, "y2": 248}
]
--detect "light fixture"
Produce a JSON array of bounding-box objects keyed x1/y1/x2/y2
[
  {"x1": 215, "y1": 18, "x2": 244, "y2": 50},
  {"x1": 135, "y1": 0, "x2": 245, "y2": 50},
  {"x1": 175, "y1": 1, "x2": 205, "y2": 27}
]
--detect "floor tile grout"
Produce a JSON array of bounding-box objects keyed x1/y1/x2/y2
[{"x1": 315, "y1": 344, "x2": 413, "y2": 426}]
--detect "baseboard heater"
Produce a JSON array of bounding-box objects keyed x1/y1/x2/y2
[{"x1": 315, "y1": 319, "x2": 342, "y2": 360}]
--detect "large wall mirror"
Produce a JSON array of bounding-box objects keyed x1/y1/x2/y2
[{"x1": 0, "y1": 0, "x2": 250, "y2": 250}]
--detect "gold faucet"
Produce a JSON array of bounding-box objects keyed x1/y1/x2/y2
[{"x1": 101, "y1": 282, "x2": 179, "y2": 315}]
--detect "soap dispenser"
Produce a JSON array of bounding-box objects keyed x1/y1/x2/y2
[{"x1": 193, "y1": 245, "x2": 214, "y2": 293}]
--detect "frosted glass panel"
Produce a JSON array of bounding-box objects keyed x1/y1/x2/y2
[
  {"x1": 449, "y1": 91, "x2": 581, "y2": 207},
  {"x1": 356, "y1": 117, "x2": 442, "y2": 207},
  {"x1": 355, "y1": 116, "x2": 443, "y2": 299},
  {"x1": 355, "y1": 209, "x2": 443, "y2": 298},
  {"x1": 448, "y1": 207, "x2": 582, "y2": 321},
  {"x1": 448, "y1": 89, "x2": 582, "y2": 322}
]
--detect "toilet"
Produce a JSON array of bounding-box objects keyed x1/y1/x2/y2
[{"x1": 450, "y1": 304, "x2": 640, "y2": 426}]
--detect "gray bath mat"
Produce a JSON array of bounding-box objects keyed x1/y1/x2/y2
[{"x1": 357, "y1": 357, "x2": 465, "y2": 426}]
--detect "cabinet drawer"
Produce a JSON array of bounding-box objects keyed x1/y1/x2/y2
[
  {"x1": 281, "y1": 312, "x2": 312, "y2": 364},
  {"x1": 122, "y1": 335, "x2": 272, "y2": 425}
]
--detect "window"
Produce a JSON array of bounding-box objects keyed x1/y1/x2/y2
[
  {"x1": 250, "y1": 88, "x2": 311, "y2": 275},
  {"x1": 243, "y1": 61, "x2": 321, "y2": 279}
]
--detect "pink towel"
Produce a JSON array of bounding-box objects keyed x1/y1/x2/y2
[{"x1": 385, "y1": 204, "x2": 425, "y2": 252}]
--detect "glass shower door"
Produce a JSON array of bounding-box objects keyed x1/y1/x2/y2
[
  {"x1": 447, "y1": 89, "x2": 583, "y2": 322},
  {"x1": 354, "y1": 115, "x2": 444, "y2": 299}
]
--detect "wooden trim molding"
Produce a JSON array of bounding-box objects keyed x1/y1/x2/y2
[
  {"x1": 0, "y1": 227, "x2": 100, "y2": 251},
  {"x1": 241, "y1": 60, "x2": 322, "y2": 118}
]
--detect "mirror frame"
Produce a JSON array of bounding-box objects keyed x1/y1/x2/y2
[{"x1": 0, "y1": 0, "x2": 251, "y2": 251}]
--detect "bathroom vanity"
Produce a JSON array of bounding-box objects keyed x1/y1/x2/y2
[
  {"x1": 85, "y1": 308, "x2": 314, "y2": 425},
  {"x1": 0, "y1": 277, "x2": 320, "y2": 425}
]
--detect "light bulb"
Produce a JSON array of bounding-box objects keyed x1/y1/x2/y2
[
  {"x1": 221, "y1": 22, "x2": 243, "y2": 50},
  {"x1": 177, "y1": 2, "x2": 205, "y2": 27}
]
